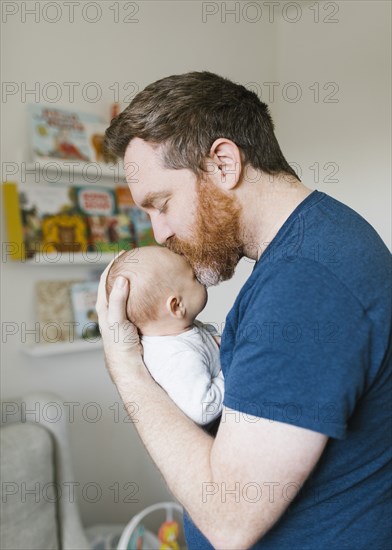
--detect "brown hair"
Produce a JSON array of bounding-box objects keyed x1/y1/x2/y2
[
  {"x1": 106, "y1": 251, "x2": 166, "y2": 327},
  {"x1": 104, "y1": 71, "x2": 298, "y2": 180}
]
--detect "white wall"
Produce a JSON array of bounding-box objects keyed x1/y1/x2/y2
[
  {"x1": 0, "y1": 0, "x2": 275, "y2": 527},
  {"x1": 1, "y1": 0, "x2": 390, "y2": 528},
  {"x1": 274, "y1": 0, "x2": 391, "y2": 248}
]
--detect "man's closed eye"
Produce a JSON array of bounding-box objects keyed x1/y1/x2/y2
[{"x1": 158, "y1": 201, "x2": 169, "y2": 214}]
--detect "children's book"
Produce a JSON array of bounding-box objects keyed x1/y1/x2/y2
[
  {"x1": 28, "y1": 105, "x2": 117, "y2": 165},
  {"x1": 76, "y1": 185, "x2": 124, "y2": 253},
  {"x1": 2, "y1": 182, "x2": 156, "y2": 260},
  {"x1": 70, "y1": 281, "x2": 100, "y2": 340},
  {"x1": 28, "y1": 105, "x2": 100, "y2": 163},
  {"x1": 4, "y1": 182, "x2": 88, "y2": 258},
  {"x1": 115, "y1": 187, "x2": 155, "y2": 247},
  {"x1": 83, "y1": 120, "x2": 118, "y2": 165},
  {"x1": 36, "y1": 280, "x2": 82, "y2": 343}
]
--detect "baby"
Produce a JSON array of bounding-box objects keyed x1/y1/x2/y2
[{"x1": 106, "y1": 246, "x2": 224, "y2": 430}]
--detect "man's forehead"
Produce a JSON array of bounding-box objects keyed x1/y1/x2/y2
[
  {"x1": 124, "y1": 139, "x2": 162, "y2": 181},
  {"x1": 125, "y1": 136, "x2": 161, "y2": 160},
  {"x1": 124, "y1": 137, "x2": 199, "y2": 205}
]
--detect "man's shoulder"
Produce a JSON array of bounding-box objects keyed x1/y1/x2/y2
[
  {"x1": 235, "y1": 193, "x2": 391, "y2": 316},
  {"x1": 244, "y1": 257, "x2": 358, "y2": 310},
  {"x1": 299, "y1": 192, "x2": 390, "y2": 269}
]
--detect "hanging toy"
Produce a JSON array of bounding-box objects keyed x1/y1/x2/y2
[{"x1": 158, "y1": 520, "x2": 180, "y2": 550}]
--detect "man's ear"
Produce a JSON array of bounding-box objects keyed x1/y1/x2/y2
[
  {"x1": 166, "y1": 295, "x2": 186, "y2": 319},
  {"x1": 207, "y1": 138, "x2": 243, "y2": 190}
]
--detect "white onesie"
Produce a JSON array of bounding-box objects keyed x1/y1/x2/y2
[{"x1": 140, "y1": 320, "x2": 224, "y2": 425}]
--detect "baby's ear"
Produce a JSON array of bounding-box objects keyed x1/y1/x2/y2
[{"x1": 166, "y1": 295, "x2": 186, "y2": 319}]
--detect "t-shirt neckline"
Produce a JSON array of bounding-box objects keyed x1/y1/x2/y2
[{"x1": 253, "y1": 189, "x2": 324, "y2": 269}]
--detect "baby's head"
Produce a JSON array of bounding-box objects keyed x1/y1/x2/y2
[{"x1": 106, "y1": 246, "x2": 208, "y2": 334}]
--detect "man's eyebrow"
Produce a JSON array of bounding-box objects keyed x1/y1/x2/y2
[{"x1": 140, "y1": 191, "x2": 171, "y2": 208}]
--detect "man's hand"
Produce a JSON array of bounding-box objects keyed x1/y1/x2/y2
[{"x1": 96, "y1": 252, "x2": 144, "y2": 385}]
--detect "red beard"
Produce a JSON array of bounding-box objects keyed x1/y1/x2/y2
[{"x1": 166, "y1": 178, "x2": 244, "y2": 286}]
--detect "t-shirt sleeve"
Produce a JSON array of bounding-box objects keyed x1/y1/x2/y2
[
  {"x1": 147, "y1": 349, "x2": 224, "y2": 426},
  {"x1": 222, "y1": 259, "x2": 370, "y2": 439}
]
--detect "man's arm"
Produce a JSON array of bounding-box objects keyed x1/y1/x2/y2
[{"x1": 97, "y1": 272, "x2": 328, "y2": 549}]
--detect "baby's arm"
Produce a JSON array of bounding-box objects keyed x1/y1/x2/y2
[{"x1": 144, "y1": 350, "x2": 224, "y2": 426}]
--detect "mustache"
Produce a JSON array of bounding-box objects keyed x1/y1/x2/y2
[
  {"x1": 166, "y1": 236, "x2": 243, "y2": 278},
  {"x1": 165, "y1": 236, "x2": 211, "y2": 263},
  {"x1": 166, "y1": 235, "x2": 243, "y2": 257}
]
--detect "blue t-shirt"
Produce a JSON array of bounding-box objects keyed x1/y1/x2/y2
[{"x1": 184, "y1": 191, "x2": 392, "y2": 549}]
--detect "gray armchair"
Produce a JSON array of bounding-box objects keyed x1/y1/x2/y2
[{"x1": 0, "y1": 392, "x2": 125, "y2": 550}]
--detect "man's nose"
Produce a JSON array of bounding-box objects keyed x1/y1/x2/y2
[{"x1": 150, "y1": 215, "x2": 174, "y2": 245}]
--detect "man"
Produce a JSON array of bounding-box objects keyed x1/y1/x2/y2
[{"x1": 97, "y1": 72, "x2": 391, "y2": 549}]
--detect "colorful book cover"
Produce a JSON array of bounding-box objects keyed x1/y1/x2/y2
[
  {"x1": 76, "y1": 186, "x2": 137, "y2": 253},
  {"x1": 13, "y1": 183, "x2": 88, "y2": 258},
  {"x1": 2, "y1": 182, "x2": 156, "y2": 260},
  {"x1": 130, "y1": 208, "x2": 156, "y2": 247},
  {"x1": 70, "y1": 281, "x2": 100, "y2": 340},
  {"x1": 83, "y1": 120, "x2": 118, "y2": 164},
  {"x1": 115, "y1": 186, "x2": 155, "y2": 247},
  {"x1": 28, "y1": 104, "x2": 103, "y2": 163}
]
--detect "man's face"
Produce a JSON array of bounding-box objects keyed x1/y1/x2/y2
[{"x1": 125, "y1": 138, "x2": 244, "y2": 287}]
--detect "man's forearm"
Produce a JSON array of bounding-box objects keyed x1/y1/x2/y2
[{"x1": 114, "y1": 356, "x2": 219, "y2": 538}]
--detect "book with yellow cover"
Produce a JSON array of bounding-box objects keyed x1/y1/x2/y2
[{"x1": 2, "y1": 182, "x2": 156, "y2": 261}]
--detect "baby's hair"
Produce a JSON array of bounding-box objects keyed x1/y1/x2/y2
[{"x1": 106, "y1": 250, "x2": 168, "y2": 328}]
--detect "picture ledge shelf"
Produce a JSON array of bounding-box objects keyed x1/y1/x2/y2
[
  {"x1": 23, "y1": 339, "x2": 103, "y2": 357},
  {"x1": 21, "y1": 252, "x2": 117, "y2": 266}
]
